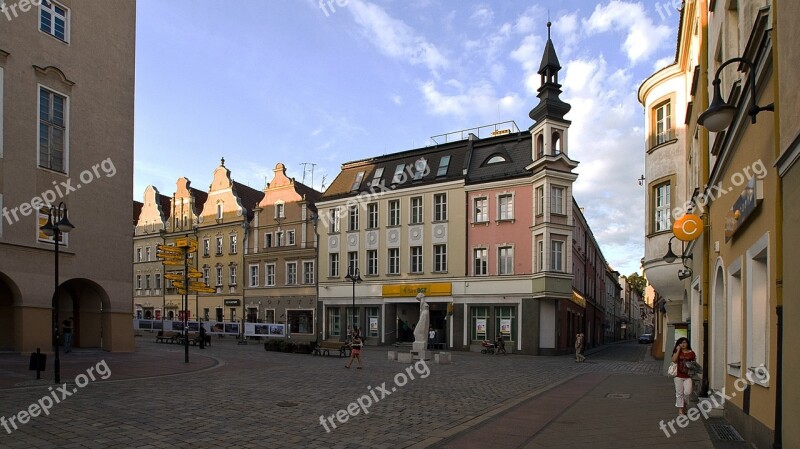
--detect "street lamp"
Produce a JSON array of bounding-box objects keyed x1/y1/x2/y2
[
  {"x1": 40, "y1": 202, "x2": 74, "y2": 384},
  {"x1": 698, "y1": 57, "x2": 774, "y2": 132},
  {"x1": 345, "y1": 268, "x2": 362, "y2": 334}
]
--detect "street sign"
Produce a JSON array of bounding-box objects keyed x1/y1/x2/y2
[
  {"x1": 161, "y1": 260, "x2": 186, "y2": 267},
  {"x1": 164, "y1": 272, "x2": 185, "y2": 281},
  {"x1": 156, "y1": 244, "x2": 184, "y2": 254},
  {"x1": 175, "y1": 237, "x2": 198, "y2": 252},
  {"x1": 187, "y1": 267, "x2": 203, "y2": 279}
]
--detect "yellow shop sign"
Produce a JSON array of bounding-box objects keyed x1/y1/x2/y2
[{"x1": 382, "y1": 283, "x2": 452, "y2": 298}]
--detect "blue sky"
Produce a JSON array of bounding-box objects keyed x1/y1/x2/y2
[{"x1": 134, "y1": 0, "x2": 679, "y2": 276}]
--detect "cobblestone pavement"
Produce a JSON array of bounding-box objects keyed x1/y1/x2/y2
[{"x1": 0, "y1": 338, "x2": 678, "y2": 448}]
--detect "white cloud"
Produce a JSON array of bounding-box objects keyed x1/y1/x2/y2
[
  {"x1": 653, "y1": 56, "x2": 675, "y2": 71},
  {"x1": 419, "y1": 80, "x2": 523, "y2": 120},
  {"x1": 510, "y1": 34, "x2": 545, "y2": 94},
  {"x1": 348, "y1": 0, "x2": 447, "y2": 73},
  {"x1": 470, "y1": 6, "x2": 494, "y2": 27},
  {"x1": 391, "y1": 94, "x2": 403, "y2": 105},
  {"x1": 583, "y1": 0, "x2": 672, "y2": 65}
]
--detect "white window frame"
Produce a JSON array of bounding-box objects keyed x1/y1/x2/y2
[
  {"x1": 329, "y1": 253, "x2": 340, "y2": 277},
  {"x1": 37, "y1": 85, "x2": 69, "y2": 173},
  {"x1": 410, "y1": 196, "x2": 423, "y2": 224},
  {"x1": 654, "y1": 182, "x2": 671, "y2": 232},
  {"x1": 229, "y1": 234, "x2": 237, "y2": 254},
  {"x1": 215, "y1": 236, "x2": 223, "y2": 255},
  {"x1": 536, "y1": 186, "x2": 544, "y2": 215},
  {"x1": 551, "y1": 240, "x2": 564, "y2": 272},
  {"x1": 249, "y1": 264, "x2": 259, "y2": 287},
  {"x1": 388, "y1": 200, "x2": 400, "y2": 226},
  {"x1": 39, "y1": 0, "x2": 70, "y2": 42},
  {"x1": 473, "y1": 197, "x2": 488, "y2": 223},
  {"x1": 367, "y1": 249, "x2": 378, "y2": 275},
  {"x1": 550, "y1": 186, "x2": 564, "y2": 215},
  {"x1": 216, "y1": 267, "x2": 223, "y2": 286},
  {"x1": 303, "y1": 261, "x2": 315, "y2": 285},
  {"x1": 347, "y1": 251, "x2": 358, "y2": 276},
  {"x1": 433, "y1": 193, "x2": 447, "y2": 221},
  {"x1": 388, "y1": 248, "x2": 400, "y2": 275},
  {"x1": 216, "y1": 203, "x2": 223, "y2": 220},
  {"x1": 265, "y1": 263, "x2": 276, "y2": 286},
  {"x1": 203, "y1": 238, "x2": 210, "y2": 256},
  {"x1": 434, "y1": 244, "x2": 447, "y2": 272},
  {"x1": 410, "y1": 246, "x2": 423, "y2": 273},
  {"x1": 229, "y1": 265, "x2": 237, "y2": 286},
  {"x1": 474, "y1": 248, "x2": 488, "y2": 276},
  {"x1": 136, "y1": 274, "x2": 142, "y2": 290},
  {"x1": 537, "y1": 240, "x2": 544, "y2": 272},
  {"x1": 202, "y1": 267, "x2": 210, "y2": 286},
  {"x1": 367, "y1": 203, "x2": 379, "y2": 229},
  {"x1": 264, "y1": 233, "x2": 272, "y2": 248},
  {"x1": 348, "y1": 206, "x2": 359, "y2": 231},
  {"x1": 287, "y1": 230, "x2": 295, "y2": 246},
  {"x1": 286, "y1": 262, "x2": 297, "y2": 285},
  {"x1": 370, "y1": 167, "x2": 384, "y2": 187},
  {"x1": 329, "y1": 207, "x2": 341, "y2": 233},
  {"x1": 498, "y1": 246, "x2": 513, "y2": 275},
  {"x1": 275, "y1": 202, "x2": 285, "y2": 219},
  {"x1": 155, "y1": 273, "x2": 162, "y2": 290},
  {"x1": 498, "y1": 193, "x2": 514, "y2": 220},
  {"x1": 655, "y1": 101, "x2": 672, "y2": 145},
  {"x1": 745, "y1": 234, "x2": 769, "y2": 386},
  {"x1": 727, "y1": 258, "x2": 743, "y2": 377}
]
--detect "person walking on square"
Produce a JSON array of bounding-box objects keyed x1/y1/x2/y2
[
  {"x1": 428, "y1": 327, "x2": 436, "y2": 350},
  {"x1": 495, "y1": 334, "x2": 506, "y2": 355},
  {"x1": 574, "y1": 332, "x2": 585, "y2": 362},
  {"x1": 62, "y1": 318, "x2": 73, "y2": 353},
  {"x1": 672, "y1": 337, "x2": 696, "y2": 415},
  {"x1": 199, "y1": 322, "x2": 207, "y2": 349},
  {"x1": 345, "y1": 327, "x2": 363, "y2": 369}
]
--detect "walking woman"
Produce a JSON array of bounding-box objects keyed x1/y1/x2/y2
[
  {"x1": 672, "y1": 337, "x2": 696, "y2": 415},
  {"x1": 345, "y1": 327, "x2": 363, "y2": 369}
]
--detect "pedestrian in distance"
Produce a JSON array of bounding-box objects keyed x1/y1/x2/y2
[
  {"x1": 199, "y1": 322, "x2": 207, "y2": 349},
  {"x1": 495, "y1": 334, "x2": 506, "y2": 355},
  {"x1": 62, "y1": 317, "x2": 73, "y2": 353},
  {"x1": 574, "y1": 332, "x2": 585, "y2": 362},
  {"x1": 671, "y1": 337, "x2": 696, "y2": 415},
  {"x1": 428, "y1": 327, "x2": 436, "y2": 350},
  {"x1": 345, "y1": 327, "x2": 363, "y2": 369}
]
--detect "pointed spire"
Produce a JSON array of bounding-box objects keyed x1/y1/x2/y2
[
  {"x1": 221, "y1": 157, "x2": 226, "y2": 167},
  {"x1": 529, "y1": 21, "x2": 571, "y2": 124}
]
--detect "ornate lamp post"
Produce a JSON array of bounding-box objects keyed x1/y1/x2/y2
[
  {"x1": 40, "y1": 202, "x2": 74, "y2": 384},
  {"x1": 345, "y1": 268, "x2": 362, "y2": 335}
]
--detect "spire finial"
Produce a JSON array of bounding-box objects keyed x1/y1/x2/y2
[
  {"x1": 547, "y1": 20, "x2": 552, "y2": 40},
  {"x1": 221, "y1": 157, "x2": 225, "y2": 167}
]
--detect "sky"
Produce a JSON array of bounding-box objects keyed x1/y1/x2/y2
[{"x1": 134, "y1": 0, "x2": 680, "y2": 276}]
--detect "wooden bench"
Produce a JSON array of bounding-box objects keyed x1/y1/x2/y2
[
  {"x1": 179, "y1": 332, "x2": 211, "y2": 346},
  {"x1": 156, "y1": 331, "x2": 179, "y2": 343},
  {"x1": 314, "y1": 340, "x2": 350, "y2": 357}
]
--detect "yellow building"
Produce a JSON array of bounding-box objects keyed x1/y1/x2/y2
[{"x1": 0, "y1": 0, "x2": 136, "y2": 353}]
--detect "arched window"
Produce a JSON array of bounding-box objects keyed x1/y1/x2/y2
[
  {"x1": 552, "y1": 132, "x2": 562, "y2": 155},
  {"x1": 536, "y1": 134, "x2": 544, "y2": 158},
  {"x1": 486, "y1": 155, "x2": 507, "y2": 164}
]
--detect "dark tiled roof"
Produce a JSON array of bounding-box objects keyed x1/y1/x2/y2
[
  {"x1": 320, "y1": 139, "x2": 472, "y2": 202},
  {"x1": 233, "y1": 181, "x2": 266, "y2": 221},
  {"x1": 465, "y1": 133, "x2": 533, "y2": 184},
  {"x1": 293, "y1": 181, "x2": 323, "y2": 212},
  {"x1": 133, "y1": 201, "x2": 143, "y2": 225},
  {"x1": 158, "y1": 194, "x2": 172, "y2": 219},
  {"x1": 189, "y1": 188, "x2": 208, "y2": 216}
]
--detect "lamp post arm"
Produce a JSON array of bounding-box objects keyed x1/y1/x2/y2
[{"x1": 713, "y1": 57, "x2": 774, "y2": 123}]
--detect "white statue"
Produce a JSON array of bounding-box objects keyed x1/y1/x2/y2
[{"x1": 413, "y1": 293, "x2": 429, "y2": 352}]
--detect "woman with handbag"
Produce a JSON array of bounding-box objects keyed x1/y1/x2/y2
[{"x1": 671, "y1": 337, "x2": 696, "y2": 415}]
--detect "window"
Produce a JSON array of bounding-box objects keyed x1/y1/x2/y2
[
  {"x1": 498, "y1": 194, "x2": 513, "y2": 220},
  {"x1": 536, "y1": 134, "x2": 544, "y2": 158},
  {"x1": 229, "y1": 265, "x2": 237, "y2": 285},
  {"x1": 288, "y1": 310, "x2": 313, "y2": 334},
  {"x1": 486, "y1": 155, "x2": 506, "y2": 164},
  {"x1": 655, "y1": 101, "x2": 672, "y2": 145},
  {"x1": 537, "y1": 240, "x2": 544, "y2": 271},
  {"x1": 498, "y1": 246, "x2": 513, "y2": 275},
  {"x1": 348, "y1": 206, "x2": 359, "y2": 231},
  {"x1": 229, "y1": 235, "x2": 237, "y2": 254},
  {"x1": 367, "y1": 249, "x2": 378, "y2": 275},
  {"x1": 367, "y1": 203, "x2": 378, "y2": 228},
  {"x1": 215, "y1": 236, "x2": 223, "y2": 255},
  {"x1": 216, "y1": 204, "x2": 223, "y2": 220},
  {"x1": 286, "y1": 262, "x2": 297, "y2": 285},
  {"x1": 329, "y1": 253, "x2": 340, "y2": 277},
  {"x1": 496, "y1": 306, "x2": 516, "y2": 340},
  {"x1": 351, "y1": 171, "x2": 365, "y2": 191},
  {"x1": 388, "y1": 200, "x2": 400, "y2": 226},
  {"x1": 551, "y1": 240, "x2": 564, "y2": 272},
  {"x1": 265, "y1": 263, "x2": 276, "y2": 286},
  {"x1": 434, "y1": 193, "x2": 447, "y2": 221},
  {"x1": 388, "y1": 248, "x2": 400, "y2": 274},
  {"x1": 136, "y1": 275, "x2": 142, "y2": 289},
  {"x1": 203, "y1": 238, "x2": 210, "y2": 256},
  {"x1": 366, "y1": 307, "x2": 379, "y2": 337},
  {"x1": 413, "y1": 158, "x2": 427, "y2": 180},
  {"x1": 434, "y1": 244, "x2": 447, "y2": 272},
  {"x1": 249, "y1": 265, "x2": 259, "y2": 287},
  {"x1": 216, "y1": 267, "x2": 223, "y2": 286},
  {"x1": 40, "y1": 0, "x2": 68, "y2": 42},
  {"x1": 155, "y1": 273, "x2": 162, "y2": 289},
  {"x1": 145, "y1": 275, "x2": 151, "y2": 289},
  {"x1": 436, "y1": 156, "x2": 451, "y2": 177},
  {"x1": 303, "y1": 261, "x2": 314, "y2": 284},
  {"x1": 551, "y1": 186, "x2": 564, "y2": 214},
  {"x1": 470, "y1": 306, "x2": 489, "y2": 341},
  {"x1": 392, "y1": 164, "x2": 405, "y2": 184},
  {"x1": 38, "y1": 87, "x2": 67, "y2": 172},
  {"x1": 654, "y1": 182, "x2": 671, "y2": 232},
  {"x1": 410, "y1": 246, "x2": 423, "y2": 273},
  {"x1": 287, "y1": 230, "x2": 295, "y2": 246},
  {"x1": 370, "y1": 167, "x2": 384, "y2": 187},
  {"x1": 727, "y1": 261, "x2": 743, "y2": 375},
  {"x1": 202, "y1": 267, "x2": 210, "y2": 286},
  {"x1": 474, "y1": 248, "x2": 487, "y2": 275},
  {"x1": 329, "y1": 208, "x2": 341, "y2": 233},
  {"x1": 347, "y1": 251, "x2": 358, "y2": 276},
  {"x1": 473, "y1": 197, "x2": 488, "y2": 222},
  {"x1": 410, "y1": 197, "x2": 423, "y2": 224},
  {"x1": 746, "y1": 236, "x2": 769, "y2": 384},
  {"x1": 536, "y1": 186, "x2": 544, "y2": 215},
  {"x1": 328, "y1": 308, "x2": 341, "y2": 337},
  {"x1": 275, "y1": 231, "x2": 283, "y2": 247},
  {"x1": 275, "y1": 203, "x2": 285, "y2": 218},
  {"x1": 136, "y1": 248, "x2": 142, "y2": 262},
  {"x1": 264, "y1": 233, "x2": 272, "y2": 248},
  {"x1": 145, "y1": 247, "x2": 151, "y2": 261}
]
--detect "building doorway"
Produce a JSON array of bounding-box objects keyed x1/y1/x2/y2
[{"x1": 0, "y1": 272, "x2": 20, "y2": 351}]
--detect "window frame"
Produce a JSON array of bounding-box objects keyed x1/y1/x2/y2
[
  {"x1": 367, "y1": 202, "x2": 379, "y2": 229},
  {"x1": 39, "y1": 0, "x2": 70, "y2": 43},
  {"x1": 498, "y1": 193, "x2": 514, "y2": 220},
  {"x1": 37, "y1": 85, "x2": 69, "y2": 173},
  {"x1": 249, "y1": 264, "x2": 259, "y2": 287},
  {"x1": 265, "y1": 263, "x2": 276, "y2": 286},
  {"x1": 388, "y1": 248, "x2": 400, "y2": 275},
  {"x1": 473, "y1": 197, "x2": 488, "y2": 223},
  {"x1": 473, "y1": 248, "x2": 488, "y2": 276},
  {"x1": 329, "y1": 253, "x2": 340, "y2": 278},
  {"x1": 498, "y1": 246, "x2": 514, "y2": 275},
  {"x1": 303, "y1": 261, "x2": 315, "y2": 285},
  {"x1": 286, "y1": 262, "x2": 297, "y2": 285},
  {"x1": 433, "y1": 193, "x2": 447, "y2": 221},
  {"x1": 551, "y1": 240, "x2": 564, "y2": 272},
  {"x1": 367, "y1": 249, "x2": 378, "y2": 275},
  {"x1": 550, "y1": 186, "x2": 565, "y2": 215},
  {"x1": 433, "y1": 244, "x2": 447, "y2": 272},
  {"x1": 410, "y1": 246, "x2": 423, "y2": 273},
  {"x1": 436, "y1": 155, "x2": 451, "y2": 177},
  {"x1": 388, "y1": 200, "x2": 401, "y2": 226},
  {"x1": 410, "y1": 196, "x2": 423, "y2": 224},
  {"x1": 348, "y1": 206, "x2": 359, "y2": 231}
]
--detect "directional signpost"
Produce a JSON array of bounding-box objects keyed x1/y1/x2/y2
[{"x1": 156, "y1": 237, "x2": 209, "y2": 362}]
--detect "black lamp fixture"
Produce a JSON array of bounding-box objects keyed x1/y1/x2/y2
[
  {"x1": 40, "y1": 202, "x2": 74, "y2": 384},
  {"x1": 698, "y1": 57, "x2": 775, "y2": 132},
  {"x1": 345, "y1": 268, "x2": 362, "y2": 333},
  {"x1": 663, "y1": 236, "x2": 692, "y2": 264}
]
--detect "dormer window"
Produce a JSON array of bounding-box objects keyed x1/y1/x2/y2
[
  {"x1": 351, "y1": 171, "x2": 365, "y2": 191},
  {"x1": 484, "y1": 154, "x2": 507, "y2": 165},
  {"x1": 436, "y1": 156, "x2": 451, "y2": 177},
  {"x1": 413, "y1": 158, "x2": 427, "y2": 181},
  {"x1": 370, "y1": 167, "x2": 384, "y2": 187},
  {"x1": 392, "y1": 164, "x2": 405, "y2": 184}
]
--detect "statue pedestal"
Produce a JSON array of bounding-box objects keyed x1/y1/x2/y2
[{"x1": 412, "y1": 341, "x2": 427, "y2": 353}]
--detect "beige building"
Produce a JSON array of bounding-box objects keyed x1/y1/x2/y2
[
  {"x1": 243, "y1": 163, "x2": 321, "y2": 342},
  {"x1": 133, "y1": 186, "x2": 171, "y2": 320},
  {"x1": 0, "y1": 0, "x2": 136, "y2": 353}
]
